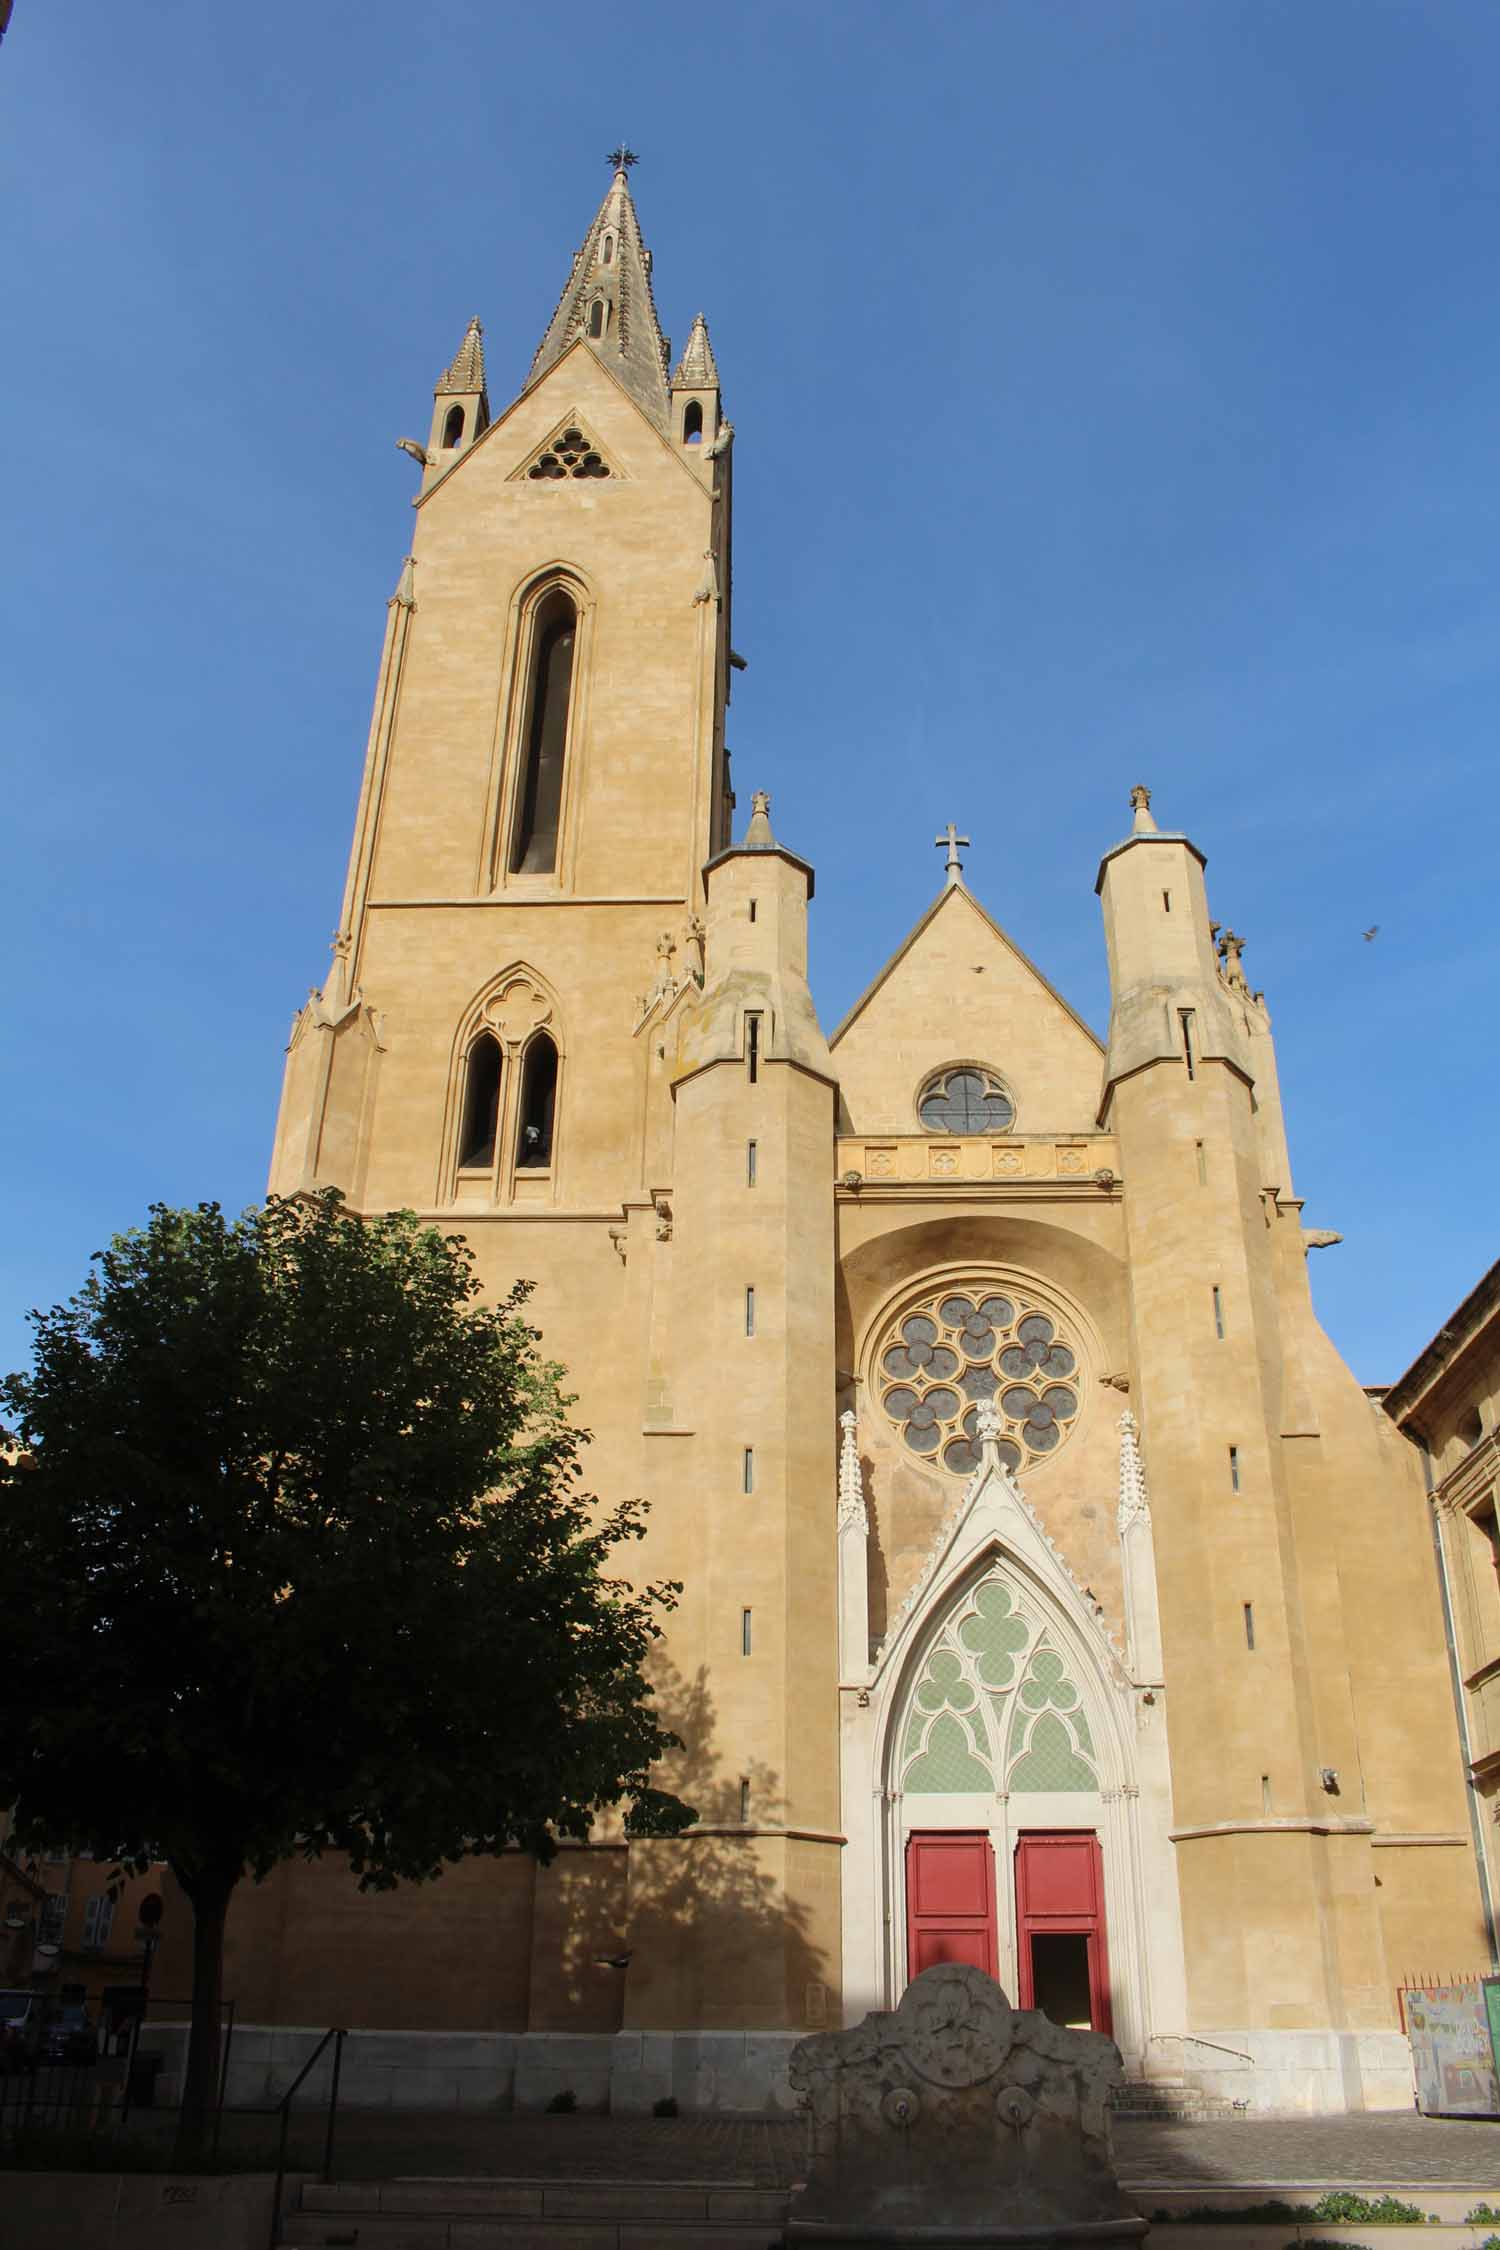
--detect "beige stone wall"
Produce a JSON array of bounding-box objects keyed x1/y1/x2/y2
[{"x1": 257, "y1": 201, "x2": 1487, "y2": 2079}]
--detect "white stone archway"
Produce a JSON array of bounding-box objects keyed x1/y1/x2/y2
[{"x1": 836, "y1": 1414, "x2": 1187, "y2": 2072}]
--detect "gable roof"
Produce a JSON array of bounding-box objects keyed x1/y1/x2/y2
[{"x1": 828, "y1": 881, "x2": 1103, "y2": 1055}]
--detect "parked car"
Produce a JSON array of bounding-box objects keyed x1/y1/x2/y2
[
  {"x1": 42, "y1": 2000, "x2": 95, "y2": 2065},
  {"x1": 0, "y1": 1989, "x2": 43, "y2": 2072}
]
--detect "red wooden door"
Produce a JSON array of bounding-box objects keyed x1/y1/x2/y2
[
  {"x1": 906, "y1": 1832, "x2": 998, "y2": 1980},
  {"x1": 1014, "y1": 1831, "x2": 1111, "y2": 2035}
]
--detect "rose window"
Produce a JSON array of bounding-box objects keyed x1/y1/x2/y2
[
  {"x1": 878, "y1": 1287, "x2": 1081, "y2": 1475},
  {"x1": 917, "y1": 1067, "x2": 1014, "y2": 1136}
]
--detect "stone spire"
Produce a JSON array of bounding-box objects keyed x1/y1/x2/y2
[
  {"x1": 837, "y1": 1409, "x2": 867, "y2": 1533},
  {"x1": 1129, "y1": 783, "x2": 1158, "y2": 835},
  {"x1": 528, "y1": 157, "x2": 671, "y2": 429},
  {"x1": 1117, "y1": 1409, "x2": 1151, "y2": 1534},
  {"x1": 436, "y1": 317, "x2": 486, "y2": 397},
  {"x1": 742, "y1": 789, "x2": 776, "y2": 847},
  {"x1": 671, "y1": 313, "x2": 719, "y2": 387}
]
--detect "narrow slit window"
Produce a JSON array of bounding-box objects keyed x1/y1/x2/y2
[
  {"x1": 510, "y1": 589, "x2": 577, "y2": 876},
  {"x1": 1212, "y1": 1286, "x2": 1225, "y2": 1339},
  {"x1": 458, "y1": 1034, "x2": 502, "y2": 1169},
  {"x1": 1179, "y1": 1008, "x2": 1197, "y2": 1080},
  {"x1": 745, "y1": 1286, "x2": 756, "y2": 1337},
  {"x1": 1229, "y1": 1444, "x2": 1241, "y2": 1492},
  {"x1": 1162, "y1": 890, "x2": 1172, "y2": 912},
  {"x1": 742, "y1": 1446, "x2": 754, "y2": 1494},
  {"x1": 1261, "y1": 1773, "x2": 1272, "y2": 1812},
  {"x1": 746, "y1": 1139, "x2": 758, "y2": 1186},
  {"x1": 748, "y1": 898, "x2": 757, "y2": 923},
  {"x1": 738, "y1": 1777, "x2": 750, "y2": 1823},
  {"x1": 746, "y1": 1012, "x2": 761, "y2": 1083},
  {"x1": 683, "y1": 400, "x2": 704, "y2": 444},
  {"x1": 741, "y1": 1608, "x2": 753, "y2": 1655},
  {"x1": 516, "y1": 1033, "x2": 557, "y2": 1169},
  {"x1": 601, "y1": 233, "x2": 615, "y2": 265},
  {"x1": 1195, "y1": 1139, "x2": 1207, "y2": 1185},
  {"x1": 442, "y1": 403, "x2": 465, "y2": 450},
  {"x1": 1243, "y1": 1601, "x2": 1256, "y2": 1650}
]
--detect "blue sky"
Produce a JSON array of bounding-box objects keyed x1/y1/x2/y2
[{"x1": 3, "y1": 0, "x2": 1496, "y2": 1384}]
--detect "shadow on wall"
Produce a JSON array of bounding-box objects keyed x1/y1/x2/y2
[{"x1": 624, "y1": 1654, "x2": 830, "y2": 2029}]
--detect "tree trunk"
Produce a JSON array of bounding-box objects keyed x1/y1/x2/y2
[{"x1": 172, "y1": 1864, "x2": 238, "y2": 2169}]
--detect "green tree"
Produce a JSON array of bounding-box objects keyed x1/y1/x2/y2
[{"x1": 0, "y1": 1192, "x2": 691, "y2": 2160}]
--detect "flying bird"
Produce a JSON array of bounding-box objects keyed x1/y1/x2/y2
[{"x1": 1362, "y1": 926, "x2": 1379, "y2": 942}]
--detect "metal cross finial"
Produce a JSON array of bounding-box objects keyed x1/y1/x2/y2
[
  {"x1": 935, "y1": 822, "x2": 970, "y2": 884},
  {"x1": 606, "y1": 145, "x2": 639, "y2": 174}
]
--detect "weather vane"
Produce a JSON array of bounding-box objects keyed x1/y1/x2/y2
[{"x1": 606, "y1": 144, "x2": 639, "y2": 174}]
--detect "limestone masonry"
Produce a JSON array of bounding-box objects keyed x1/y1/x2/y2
[{"x1": 155, "y1": 161, "x2": 1491, "y2": 2115}]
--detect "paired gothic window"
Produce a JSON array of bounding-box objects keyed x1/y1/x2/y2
[
  {"x1": 442, "y1": 404, "x2": 465, "y2": 449},
  {"x1": 455, "y1": 1022, "x2": 559, "y2": 1183},
  {"x1": 917, "y1": 1066, "x2": 1015, "y2": 1135},
  {"x1": 878, "y1": 1285, "x2": 1080, "y2": 1475},
  {"x1": 510, "y1": 589, "x2": 576, "y2": 876}
]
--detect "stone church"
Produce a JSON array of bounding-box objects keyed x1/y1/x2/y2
[{"x1": 217, "y1": 160, "x2": 1490, "y2": 2112}]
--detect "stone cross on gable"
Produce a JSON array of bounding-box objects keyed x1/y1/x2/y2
[{"x1": 935, "y1": 823, "x2": 970, "y2": 884}]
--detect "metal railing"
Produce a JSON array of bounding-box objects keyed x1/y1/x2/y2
[{"x1": 268, "y1": 2026, "x2": 347, "y2": 2250}]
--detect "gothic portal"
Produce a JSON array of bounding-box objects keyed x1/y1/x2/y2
[{"x1": 209, "y1": 159, "x2": 1489, "y2": 2113}]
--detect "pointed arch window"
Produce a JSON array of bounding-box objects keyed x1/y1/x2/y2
[
  {"x1": 898, "y1": 1570, "x2": 1100, "y2": 1798},
  {"x1": 683, "y1": 400, "x2": 704, "y2": 445},
  {"x1": 509, "y1": 590, "x2": 577, "y2": 876},
  {"x1": 442, "y1": 404, "x2": 465, "y2": 449},
  {"x1": 517, "y1": 1033, "x2": 558, "y2": 1168},
  {"x1": 456, "y1": 1034, "x2": 502, "y2": 1170},
  {"x1": 601, "y1": 233, "x2": 615, "y2": 265},
  {"x1": 588, "y1": 299, "x2": 607, "y2": 339}
]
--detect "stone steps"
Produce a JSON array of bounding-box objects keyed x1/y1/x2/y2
[
  {"x1": 1110, "y1": 2077, "x2": 1243, "y2": 2121},
  {"x1": 281, "y1": 2178, "x2": 789, "y2": 2250}
]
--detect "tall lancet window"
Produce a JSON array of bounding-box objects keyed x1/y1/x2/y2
[
  {"x1": 516, "y1": 1034, "x2": 558, "y2": 1168},
  {"x1": 510, "y1": 590, "x2": 576, "y2": 875},
  {"x1": 457, "y1": 1034, "x2": 502, "y2": 1169}
]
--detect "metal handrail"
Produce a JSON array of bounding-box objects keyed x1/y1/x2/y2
[{"x1": 268, "y1": 2026, "x2": 347, "y2": 2250}]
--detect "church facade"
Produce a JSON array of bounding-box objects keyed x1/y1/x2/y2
[{"x1": 237, "y1": 162, "x2": 1490, "y2": 2112}]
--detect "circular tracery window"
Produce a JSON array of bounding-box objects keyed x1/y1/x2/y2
[
  {"x1": 878, "y1": 1285, "x2": 1081, "y2": 1476},
  {"x1": 917, "y1": 1066, "x2": 1014, "y2": 1136}
]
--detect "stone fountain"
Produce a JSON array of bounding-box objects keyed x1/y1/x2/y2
[{"x1": 784, "y1": 1964, "x2": 1148, "y2": 2247}]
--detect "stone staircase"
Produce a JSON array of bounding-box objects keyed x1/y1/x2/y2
[
  {"x1": 1110, "y1": 2075, "x2": 1243, "y2": 2122},
  {"x1": 279, "y1": 2176, "x2": 791, "y2": 2249}
]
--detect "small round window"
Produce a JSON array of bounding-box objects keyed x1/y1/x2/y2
[
  {"x1": 917, "y1": 1066, "x2": 1014, "y2": 1136},
  {"x1": 877, "y1": 1283, "x2": 1081, "y2": 1476}
]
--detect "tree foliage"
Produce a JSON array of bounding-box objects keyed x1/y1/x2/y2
[{"x1": 0, "y1": 1191, "x2": 691, "y2": 2150}]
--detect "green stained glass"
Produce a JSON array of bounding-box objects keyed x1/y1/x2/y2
[
  {"x1": 1073, "y1": 1709, "x2": 1094, "y2": 1755},
  {"x1": 905, "y1": 1712, "x2": 993, "y2": 1794},
  {"x1": 1009, "y1": 1711, "x2": 1096, "y2": 1793},
  {"x1": 913, "y1": 1645, "x2": 977, "y2": 1716},
  {"x1": 1018, "y1": 1646, "x2": 1080, "y2": 1715},
  {"x1": 958, "y1": 1579, "x2": 1031, "y2": 1688}
]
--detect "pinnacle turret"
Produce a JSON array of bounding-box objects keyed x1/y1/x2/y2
[
  {"x1": 436, "y1": 317, "x2": 487, "y2": 399},
  {"x1": 528, "y1": 157, "x2": 671, "y2": 428},
  {"x1": 671, "y1": 313, "x2": 719, "y2": 388}
]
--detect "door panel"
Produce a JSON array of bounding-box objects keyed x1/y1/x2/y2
[
  {"x1": 906, "y1": 1832, "x2": 997, "y2": 1983},
  {"x1": 1014, "y1": 1831, "x2": 1111, "y2": 2036}
]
